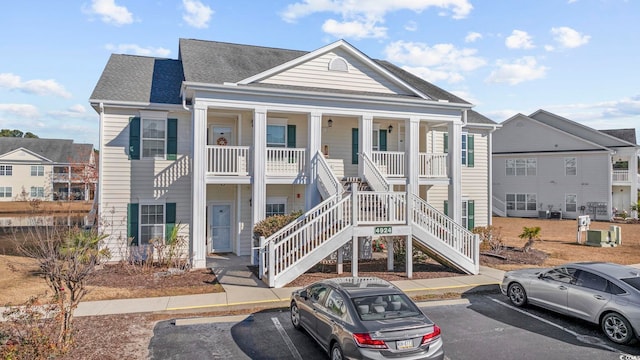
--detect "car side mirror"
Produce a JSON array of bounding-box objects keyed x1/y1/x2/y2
[{"x1": 300, "y1": 290, "x2": 308, "y2": 300}]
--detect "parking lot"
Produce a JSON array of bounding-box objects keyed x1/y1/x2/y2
[{"x1": 149, "y1": 293, "x2": 640, "y2": 360}]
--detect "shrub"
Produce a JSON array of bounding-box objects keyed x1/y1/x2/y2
[
  {"x1": 253, "y1": 211, "x2": 303, "y2": 239},
  {"x1": 473, "y1": 226, "x2": 504, "y2": 254}
]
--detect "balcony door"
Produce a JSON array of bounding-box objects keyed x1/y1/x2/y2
[{"x1": 209, "y1": 125, "x2": 233, "y2": 146}]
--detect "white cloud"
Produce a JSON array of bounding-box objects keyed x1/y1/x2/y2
[
  {"x1": 465, "y1": 31, "x2": 482, "y2": 43},
  {"x1": 384, "y1": 40, "x2": 486, "y2": 83},
  {"x1": 281, "y1": 0, "x2": 473, "y2": 38},
  {"x1": 182, "y1": 0, "x2": 214, "y2": 29},
  {"x1": 0, "y1": 73, "x2": 72, "y2": 98},
  {"x1": 84, "y1": 0, "x2": 133, "y2": 26},
  {"x1": 505, "y1": 30, "x2": 534, "y2": 49},
  {"x1": 548, "y1": 95, "x2": 640, "y2": 121},
  {"x1": 404, "y1": 20, "x2": 418, "y2": 32},
  {"x1": 105, "y1": 44, "x2": 171, "y2": 57},
  {"x1": 550, "y1": 26, "x2": 590, "y2": 49},
  {"x1": 0, "y1": 104, "x2": 40, "y2": 118},
  {"x1": 48, "y1": 104, "x2": 90, "y2": 119},
  {"x1": 486, "y1": 56, "x2": 548, "y2": 85},
  {"x1": 322, "y1": 19, "x2": 386, "y2": 39}
]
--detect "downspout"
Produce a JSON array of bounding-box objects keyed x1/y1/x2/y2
[
  {"x1": 97, "y1": 102, "x2": 105, "y2": 230},
  {"x1": 487, "y1": 124, "x2": 498, "y2": 226}
]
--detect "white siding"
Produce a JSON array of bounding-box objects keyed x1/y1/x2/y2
[
  {"x1": 261, "y1": 49, "x2": 411, "y2": 95},
  {"x1": 0, "y1": 163, "x2": 52, "y2": 201}
]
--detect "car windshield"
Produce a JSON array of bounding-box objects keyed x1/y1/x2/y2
[
  {"x1": 351, "y1": 293, "x2": 421, "y2": 321},
  {"x1": 621, "y1": 277, "x2": 640, "y2": 291}
]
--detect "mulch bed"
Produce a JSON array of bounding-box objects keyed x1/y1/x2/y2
[
  {"x1": 86, "y1": 264, "x2": 219, "y2": 290},
  {"x1": 480, "y1": 246, "x2": 548, "y2": 266}
]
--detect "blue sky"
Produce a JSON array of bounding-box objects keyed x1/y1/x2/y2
[{"x1": 1, "y1": 0, "x2": 638, "y2": 148}]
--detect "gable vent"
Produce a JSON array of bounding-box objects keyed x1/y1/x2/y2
[{"x1": 328, "y1": 57, "x2": 349, "y2": 72}]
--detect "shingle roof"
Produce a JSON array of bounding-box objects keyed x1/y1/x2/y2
[
  {"x1": 599, "y1": 128, "x2": 637, "y2": 145},
  {"x1": 0, "y1": 138, "x2": 93, "y2": 163}
]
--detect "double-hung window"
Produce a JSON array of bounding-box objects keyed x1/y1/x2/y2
[
  {"x1": 444, "y1": 199, "x2": 475, "y2": 230},
  {"x1": 506, "y1": 193, "x2": 537, "y2": 211},
  {"x1": 506, "y1": 158, "x2": 536, "y2": 176},
  {"x1": 0, "y1": 165, "x2": 12, "y2": 176},
  {"x1": 129, "y1": 114, "x2": 177, "y2": 160},
  {"x1": 266, "y1": 197, "x2": 287, "y2": 217},
  {"x1": 31, "y1": 165, "x2": 44, "y2": 176},
  {"x1": 565, "y1": 194, "x2": 577, "y2": 212},
  {"x1": 142, "y1": 119, "x2": 166, "y2": 158},
  {"x1": 444, "y1": 132, "x2": 474, "y2": 167},
  {"x1": 127, "y1": 203, "x2": 176, "y2": 246},
  {"x1": 140, "y1": 204, "x2": 164, "y2": 245},
  {"x1": 565, "y1": 157, "x2": 577, "y2": 176},
  {"x1": 30, "y1": 187, "x2": 45, "y2": 198},
  {"x1": 0, "y1": 187, "x2": 11, "y2": 198}
]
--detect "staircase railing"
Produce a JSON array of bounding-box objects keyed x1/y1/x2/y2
[
  {"x1": 492, "y1": 195, "x2": 507, "y2": 217},
  {"x1": 355, "y1": 191, "x2": 406, "y2": 224},
  {"x1": 316, "y1": 151, "x2": 343, "y2": 200},
  {"x1": 361, "y1": 153, "x2": 390, "y2": 192}
]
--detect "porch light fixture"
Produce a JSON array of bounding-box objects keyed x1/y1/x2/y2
[
  {"x1": 388, "y1": 125, "x2": 393, "y2": 133},
  {"x1": 328, "y1": 118, "x2": 333, "y2": 127}
]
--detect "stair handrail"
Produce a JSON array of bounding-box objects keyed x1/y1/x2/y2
[
  {"x1": 410, "y1": 194, "x2": 478, "y2": 262},
  {"x1": 361, "y1": 153, "x2": 390, "y2": 192},
  {"x1": 316, "y1": 151, "x2": 343, "y2": 200}
]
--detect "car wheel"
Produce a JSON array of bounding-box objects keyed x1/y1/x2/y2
[
  {"x1": 508, "y1": 283, "x2": 527, "y2": 307},
  {"x1": 290, "y1": 301, "x2": 301, "y2": 330},
  {"x1": 330, "y1": 342, "x2": 343, "y2": 360},
  {"x1": 602, "y1": 312, "x2": 635, "y2": 344}
]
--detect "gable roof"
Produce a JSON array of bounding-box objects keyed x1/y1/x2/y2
[
  {"x1": 599, "y1": 128, "x2": 637, "y2": 145},
  {"x1": 0, "y1": 138, "x2": 94, "y2": 164}
]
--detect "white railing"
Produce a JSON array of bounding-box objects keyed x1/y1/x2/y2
[
  {"x1": 207, "y1": 145, "x2": 250, "y2": 175},
  {"x1": 612, "y1": 170, "x2": 629, "y2": 182},
  {"x1": 266, "y1": 148, "x2": 306, "y2": 176},
  {"x1": 419, "y1": 153, "x2": 448, "y2": 178},
  {"x1": 316, "y1": 151, "x2": 343, "y2": 200},
  {"x1": 372, "y1": 151, "x2": 404, "y2": 177},
  {"x1": 410, "y1": 195, "x2": 477, "y2": 263},
  {"x1": 492, "y1": 195, "x2": 507, "y2": 217},
  {"x1": 355, "y1": 191, "x2": 406, "y2": 224},
  {"x1": 361, "y1": 153, "x2": 390, "y2": 192}
]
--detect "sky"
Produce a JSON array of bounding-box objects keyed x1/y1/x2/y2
[{"x1": 1, "y1": 0, "x2": 639, "y2": 149}]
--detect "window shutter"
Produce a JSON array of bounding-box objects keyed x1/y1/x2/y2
[
  {"x1": 467, "y1": 200, "x2": 475, "y2": 229},
  {"x1": 167, "y1": 118, "x2": 178, "y2": 160},
  {"x1": 165, "y1": 203, "x2": 176, "y2": 244},
  {"x1": 287, "y1": 125, "x2": 296, "y2": 148},
  {"x1": 444, "y1": 200, "x2": 448, "y2": 216},
  {"x1": 352, "y1": 128, "x2": 359, "y2": 164},
  {"x1": 127, "y1": 203, "x2": 139, "y2": 246},
  {"x1": 129, "y1": 117, "x2": 140, "y2": 160},
  {"x1": 379, "y1": 130, "x2": 387, "y2": 151},
  {"x1": 443, "y1": 133, "x2": 448, "y2": 154},
  {"x1": 467, "y1": 134, "x2": 474, "y2": 168}
]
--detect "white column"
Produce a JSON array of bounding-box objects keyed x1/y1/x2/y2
[
  {"x1": 358, "y1": 114, "x2": 373, "y2": 175},
  {"x1": 487, "y1": 130, "x2": 494, "y2": 226},
  {"x1": 406, "y1": 117, "x2": 420, "y2": 196},
  {"x1": 447, "y1": 120, "x2": 462, "y2": 224},
  {"x1": 405, "y1": 235, "x2": 412, "y2": 279},
  {"x1": 190, "y1": 104, "x2": 207, "y2": 269},
  {"x1": 307, "y1": 112, "x2": 322, "y2": 209},
  {"x1": 252, "y1": 107, "x2": 267, "y2": 224},
  {"x1": 630, "y1": 149, "x2": 639, "y2": 212}
]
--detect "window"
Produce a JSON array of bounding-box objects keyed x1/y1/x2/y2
[
  {"x1": 444, "y1": 199, "x2": 475, "y2": 230},
  {"x1": 328, "y1": 57, "x2": 349, "y2": 72},
  {"x1": 325, "y1": 290, "x2": 348, "y2": 318},
  {"x1": 543, "y1": 267, "x2": 577, "y2": 284},
  {"x1": 266, "y1": 197, "x2": 287, "y2": 217},
  {"x1": 565, "y1": 157, "x2": 577, "y2": 176},
  {"x1": 0, "y1": 187, "x2": 11, "y2": 198},
  {"x1": 307, "y1": 283, "x2": 328, "y2": 303},
  {"x1": 140, "y1": 204, "x2": 164, "y2": 245},
  {"x1": 142, "y1": 119, "x2": 166, "y2": 158},
  {"x1": 266, "y1": 124, "x2": 286, "y2": 147},
  {"x1": 565, "y1": 194, "x2": 577, "y2": 212},
  {"x1": 30, "y1": 187, "x2": 45, "y2": 198},
  {"x1": 506, "y1": 158, "x2": 536, "y2": 176},
  {"x1": 575, "y1": 270, "x2": 607, "y2": 292},
  {"x1": 444, "y1": 133, "x2": 474, "y2": 167},
  {"x1": 0, "y1": 165, "x2": 12, "y2": 176},
  {"x1": 30, "y1": 165, "x2": 44, "y2": 176},
  {"x1": 506, "y1": 193, "x2": 537, "y2": 211}
]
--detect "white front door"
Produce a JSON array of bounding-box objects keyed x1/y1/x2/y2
[
  {"x1": 209, "y1": 126, "x2": 233, "y2": 146},
  {"x1": 210, "y1": 204, "x2": 232, "y2": 252}
]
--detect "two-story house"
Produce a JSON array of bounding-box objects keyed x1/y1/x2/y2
[
  {"x1": 0, "y1": 138, "x2": 96, "y2": 202},
  {"x1": 90, "y1": 38, "x2": 497, "y2": 287},
  {"x1": 492, "y1": 110, "x2": 639, "y2": 220}
]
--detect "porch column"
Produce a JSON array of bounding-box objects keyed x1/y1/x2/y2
[
  {"x1": 307, "y1": 112, "x2": 322, "y2": 210},
  {"x1": 252, "y1": 107, "x2": 267, "y2": 224},
  {"x1": 358, "y1": 114, "x2": 373, "y2": 176},
  {"x1": 631, "y1": 149, "x2": 639, "y2": 213},
  {"x1": 191, "y1": 103, "x2": 207, "y2": 269},
  {"x1": 447, "y1": 119, "x2": 462, "y2": 224},
  {"x1": 405, "y1": 235, "x2": 413, "y2": 279},
  {"x1": 406, "y1": 117, "x2": 420, "y2": 196}
]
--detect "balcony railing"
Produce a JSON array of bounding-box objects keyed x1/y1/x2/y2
[
  {"x1": 419, "y1": 153, "x2": 447, "y2": 178},
  {"x1": 266, "y1": 148, "x2": 306, "y2": 176},
  {"x1": 612, "y1": 169, "x2": 629, "y2": 182},
  {"x1": 371, "y1": 151, "x2": 448, "y2": 178},
  {"x1": 207, "y1": 145, "x2": 250, "y2": 175},
  {"x1": 52, "y1": 173, "x2": 87, "y2": 183}
]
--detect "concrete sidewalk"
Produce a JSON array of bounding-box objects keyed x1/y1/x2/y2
[{"x1": 73, "y1": 265, "x2": 505, "y2": 317}]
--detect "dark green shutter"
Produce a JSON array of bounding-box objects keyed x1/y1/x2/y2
[
  {"x1": 127, "y1": 203, "x2": 139, "y2": 246},
  {"x1": 444, "y1": 200, "x2": 448, "y2": 216},
  {"x1": 167, "y1": 119, "x2": 178, "y2": 160},
  {"x1": 287, "y1": 125, "x2": 296, "y2": 148},
  {"x1": 443, "y1": 133, "x2": 448, "y2": 154},
  {"x1": 467, "y1": 134, "x2": 474, "y2": 168},
  {"x1": 165, "y1": 203, "x2": 176, "y2": 244},
  {"x1": 379, "y1": 130, "x2": 387, "y2": 151},
  {"x1": 352, "y1": 128, "x2": 359, "y2": 164},
  {"x1": 129, "y1": 117, "x2": 140, "y2": 160},
  {"x1": 467, "y1": 200, "x2": 475, "y2": 229}
]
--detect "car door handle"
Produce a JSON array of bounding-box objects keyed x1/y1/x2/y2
[
  {"x1": 558, "y1": 286, "x2": 567, "y2": 290},
  {"x1": 594, "y1": 295, "x2": 606, "y2": 300}
]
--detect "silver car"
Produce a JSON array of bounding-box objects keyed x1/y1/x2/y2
[
  {"x1": 290, "y1": 277, "x2": 444, "y2": 360},
  {"x1": 501, "y1": 262, "x2": 640, "y2": 344}
]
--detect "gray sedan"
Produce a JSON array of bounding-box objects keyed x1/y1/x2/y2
[
  {"x1": 501, "y1": 262, "x2": 640, "y2": 344},
  {"x1": 290, "y1": 277, "x2": 444, "y2": 360}
]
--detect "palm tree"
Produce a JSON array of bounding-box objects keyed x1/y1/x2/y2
[{"x1": 519, "y1": 226, "x2": 541, "y2": 253}]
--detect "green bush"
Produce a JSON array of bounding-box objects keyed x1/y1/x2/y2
[{"x1": 253, "y1": 211, "x2": 303, "y2": 239}]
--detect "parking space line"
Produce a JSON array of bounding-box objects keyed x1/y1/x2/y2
[
  {"x1": 490, "y1": 298, "x2": 623, "y2": 354},
  {"x1": 271, "y1": 317, "x2": 303, "y2": 360}
]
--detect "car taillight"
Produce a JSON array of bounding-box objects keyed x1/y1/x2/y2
[
  {"x1": 353, "y1": 333, "x2": 388, "y2": 349},
  {"x1": 421, "y1": 325, "x2": 441, "y2": 345}
]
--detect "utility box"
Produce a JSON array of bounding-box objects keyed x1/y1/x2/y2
[{"x1": 586, "y1": 227, "x2": 621, "y2": 247}]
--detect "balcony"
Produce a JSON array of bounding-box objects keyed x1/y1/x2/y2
[
  {"x1": 612, "y1": 169, "x2": 630, "y2": 183},
  {"x1": 51, "y1": 173, "x2": 88, "y2": 183},
  {"x1": 266, "y1": 148, "x2": 306, "y2": 177},
  {"x1": 206, "y1": 146, "x2": 306, "y2": 178},
  {"x1": 371, "y1": 151, "x2": 448, "y2": 178}
]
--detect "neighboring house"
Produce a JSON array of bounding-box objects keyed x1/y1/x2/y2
[
  {"x1": 0, "y1": 138, "x2": 97, "y2": 202},
  {"x1": 90, "y1": 38, "x2": 497, "y2": 287},
  {"x1": 492, "y1": 110, "x2": 639, "y2": 220}
]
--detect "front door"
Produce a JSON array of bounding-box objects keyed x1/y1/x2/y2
[{"x1": 210, "y1": 204, "x2": 232, "y2": 252}]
